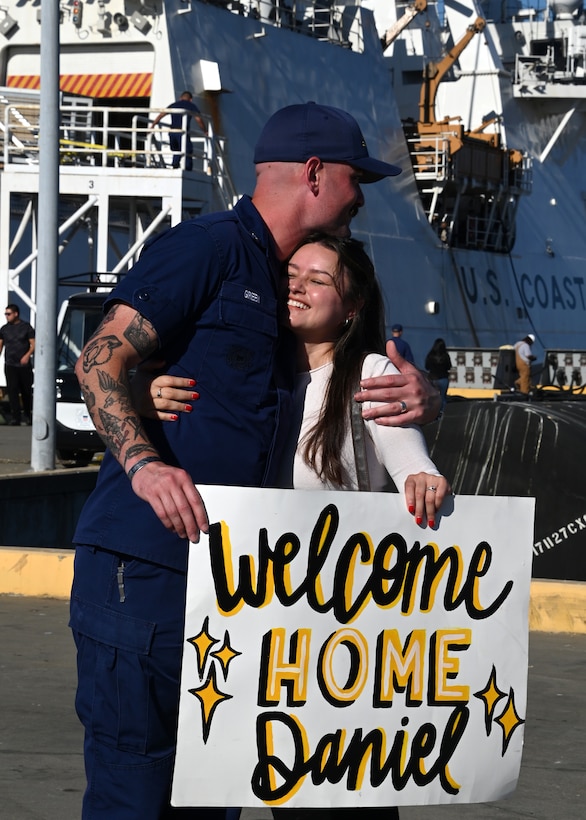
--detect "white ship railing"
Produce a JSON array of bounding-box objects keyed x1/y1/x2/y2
[
  {"x1": 406, "y1": 134, "x2": 451, "y2": 181},
  {"x1": 201, "y1": 0, "x2": 362, "y2": 51},
  {"x1": 514, "y1": 51, "x2": 586, "y2": 91},
  {"x1": 512, "y1": 153, "x2": 533, "y2": 195},
  {"x1": 406, "y1": 132, "x2": 532, "y2": 191},
  {"x1": 1, "y1": 101, "x2": 238, "y2": 209}
]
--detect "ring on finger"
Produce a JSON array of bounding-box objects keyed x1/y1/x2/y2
[
  {"x1": 399, "y1": 400, "x2": 408, "y2": 414},
  {"x1": 156, "y1": 388, "x2": 162, "y2": 399},
  {"x1": 426, "y1": 486, "x2": 437, "y2": 492}
]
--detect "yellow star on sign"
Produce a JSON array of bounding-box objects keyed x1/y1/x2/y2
[
  {"x1": 495, "y1": 689, "x2": 525, "y2": 755},
  {"x1": 187, "y1": 616, "x2": 219, "y2": 677},
  {"x1": 211, "y1": 631, "x2": 241, "y2": 680},
  {"x1": 473, "y1": 665, "x2": 507, "y2": 735},
  {"x1": 189, "y1": 665, "x2": 233, "y2": 743}
]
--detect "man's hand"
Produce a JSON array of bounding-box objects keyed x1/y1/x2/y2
[
  {"x1": 354, "y1": 340, "x2": 441, "y2": 426},
  {"x1": 130, "y1": 460, "x2": 209, "y2": 543}
]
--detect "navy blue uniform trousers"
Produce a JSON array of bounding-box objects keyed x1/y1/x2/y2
[{"x1": 70, "y1": 544, "x2": 237, "y2": 820}]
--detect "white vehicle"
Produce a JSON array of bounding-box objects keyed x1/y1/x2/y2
[{"x1": 56, "y1": 290, "x2": 107, "y2": 466}]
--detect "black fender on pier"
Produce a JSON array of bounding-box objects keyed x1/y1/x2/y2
[{"x1": 423, "y1": 397, "x2": 586, "y2": 582}]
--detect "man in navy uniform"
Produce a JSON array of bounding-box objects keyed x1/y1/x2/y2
[
  {"x1": 71, "y1": 102, "x2": 440, "y2": 819},
  {"x1": 389, "y1": 323, "x2": 415, "y2": 364},
  {"x1": 151, "y1": 91, "x2": 206, "y2": 170}
]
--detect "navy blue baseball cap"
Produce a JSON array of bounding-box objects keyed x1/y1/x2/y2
[{"x1": 254, "y1": 101, "x2": 402, "y2": 183}]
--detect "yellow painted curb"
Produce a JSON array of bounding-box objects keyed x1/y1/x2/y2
[
  {"x1": 529, "y1": 579, "x2": 586, "y2": 634},
  {"x1": 2, "y1": 547, "x2": 586, "y2": 634},
  {"x1": 0, "y1": 547, "x2": 74, "y2": 599}
]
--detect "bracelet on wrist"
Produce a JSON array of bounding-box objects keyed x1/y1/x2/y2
[{"x1": 127, "y1": 456, "x2": 162, "y2": 481}]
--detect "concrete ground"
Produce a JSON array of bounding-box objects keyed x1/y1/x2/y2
[
  {"x1": 0, "y1": 422, "x2": 101, "y2": 475},
  {"x1": 1, "y1": 595, "x2": 584, "y2": 820},
  {"x1": 0, "y1": 421, "x2": 41, "y2": 475}
]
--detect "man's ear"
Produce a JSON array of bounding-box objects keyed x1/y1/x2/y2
[{"x1": 305, "y1": 156, "x2": 323, "y2": 195}]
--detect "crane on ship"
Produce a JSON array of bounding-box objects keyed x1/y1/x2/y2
[
  {"x1": 381, "y1": 0, "x2": 427, "y2": 49},
  {"x1": 418, "y1": 16, "x2": 486, "y2": 130},
  {"x1": 400, "y1": 16, "x2": 530, "y2": 253}
]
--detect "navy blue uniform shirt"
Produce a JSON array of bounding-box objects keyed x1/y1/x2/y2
[
  {"x1": 168, "y1": 99, "x2": 200, "y2": 133},
  {"x1": 74, "y1": 196, "x2": 294, "y2": 570}
]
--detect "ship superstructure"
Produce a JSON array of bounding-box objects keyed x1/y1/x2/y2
[
  {"x1": 375, "y1": 0, "x2": 586, "y2": 358},
  {"x1": 1, "y1": 0, "x2": 585, "y2": 364}
]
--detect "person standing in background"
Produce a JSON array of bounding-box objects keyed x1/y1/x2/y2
[
  {"x1": 0, "y1": 304, "x2": 35, "y2": 426},
  {"x1": 389, "y1": 323, "x2": 414, "y2": 364},
  {"x1": 150, "y1": 91, "x2": 206, "y2": 170},
  {"x1": 425, "y1": 337, "x2": 452, "y2": 409},
  {"x1": 514, "y1": 333, "x2": 536, "y2": 394}
]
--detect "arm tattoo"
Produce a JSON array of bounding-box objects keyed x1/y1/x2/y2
[
  {"x1": 124, "y1": 313, "x2": 157, "y2": 359},
  {"x1": 77, "y1": 304, "x2": 159, "y2": 465},
  {"x1": 82, "y1": 335, "x2": 122, "y2": 374},
  {"x1": 98, "y1": 407, "x2": 129, "y2": 455},
  {"x1": 100, "y1": 306, "x2": 120, "y2": 327},
  {"x1": 97, "y1": 368, "x2": 135, "y2": 414},
  {"x1": 124, "y1": 442, "x2": 159, "y2": 467},
  {"x1": 83, "y1": 388, "x2": 96, "y2": 413}
]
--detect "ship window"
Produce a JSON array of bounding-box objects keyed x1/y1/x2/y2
[
  {"x1": 402, "y1": 70, "x2": 424, "y2": 85},
  {"x1": 530, "y1": 38, "x2": 565, "y2": 70}
]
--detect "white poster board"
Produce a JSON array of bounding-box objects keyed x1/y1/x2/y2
[{"x1": 173, "y1": 487, "x2": 534, "y2": 809}]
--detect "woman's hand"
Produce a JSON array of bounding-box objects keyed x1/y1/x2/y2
[
  {"x1": 130, "y1": 361, "x2": 199, "y2": 421},
  {"x1": 404, "y1": 473, "x2": 452, "y2": 528}
]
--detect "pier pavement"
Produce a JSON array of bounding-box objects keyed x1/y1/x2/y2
[
  {"x1": 1, "y1": 425, "x2": 585, "y2": 819},
  {"x1": 0, "y1": 423, "x2": 101, "y2": 476},
  {"x1": 1, "y1": 595, "x2": 584, "y2": 820}
]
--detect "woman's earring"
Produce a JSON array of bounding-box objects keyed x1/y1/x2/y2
[{"x1": 344, "y1": 316, "x2": 353, "y2": 328}]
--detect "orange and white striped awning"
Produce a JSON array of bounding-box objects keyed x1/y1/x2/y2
[{"x1": 7, "y1": 72, "x2": 152, "y2": 98}]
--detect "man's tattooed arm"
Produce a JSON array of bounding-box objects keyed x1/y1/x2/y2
[
  {"x1": 75, "y1": 303, "x2": 160, "y2": 470},
  {"x1": 75, "y1": 302, "x2": 209, "y2": 541}
]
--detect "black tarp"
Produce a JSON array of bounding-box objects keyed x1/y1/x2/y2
[{"x1": 424, "y1": 398, "x2": 586, "y2": 582}]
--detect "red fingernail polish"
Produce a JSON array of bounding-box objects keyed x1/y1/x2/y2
[
  {"x1": 191, "y1": 392, "x2": 199, "y2": 400},
  {"x1": 428, "y1": 519, "x2": 435, "y2": 528},
  {"x1": 188, "y1": 380, "x2": 196, "y2": 386},
  {"x1": 170, "y1": 414, "x2": 178, "y2": 421},
  {"x1": 408, "y1": 504, "x2": 415, "y2": 514},
  {"x1": 185, "y1": 404, "x2": 193, "y2": 412},
  {"x1": 416, "y1": 516, "x2": 422, "y2": 525}
]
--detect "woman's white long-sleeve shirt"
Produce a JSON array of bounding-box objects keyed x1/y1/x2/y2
[{"x1": 277, "y1": 353, "x2": 441, "y2": 491}]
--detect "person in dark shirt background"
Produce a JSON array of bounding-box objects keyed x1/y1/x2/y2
[
  {"x1": 425, "y1": 337, "x2": 452, "y2": 409},
  {"x1": 150, "y1": 91, "x2": 206, "y2": 170},
  {"x1": 389, "y1": 323, "x2": 414, "y2": 364},
  {"x1": 0, "y1": 303, "x2": 35, "y2": 426}
]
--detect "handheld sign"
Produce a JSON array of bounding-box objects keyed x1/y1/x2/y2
[{"x1": 172, "y1": 487, "x2": 534, "y2": 808}]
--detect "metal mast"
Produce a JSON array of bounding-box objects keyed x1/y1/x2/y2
[{"x1": 31, "y1": 0, "x2": 59, "y2": 470}]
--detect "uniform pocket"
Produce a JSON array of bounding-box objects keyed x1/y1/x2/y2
[
  {"x1": 205, "y1": 281, "x2": 279, "y2": 406},
  {"x1": 218, "y1": 281, "x2": 278, "y2": 338},
  {"x1": 71, "y1": 597, "x2": 176, "y2": 756}
]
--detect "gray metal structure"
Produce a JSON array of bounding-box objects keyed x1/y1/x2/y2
[{"x1": 31, "y1": 0, "x2": 59, "y2": 471}]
